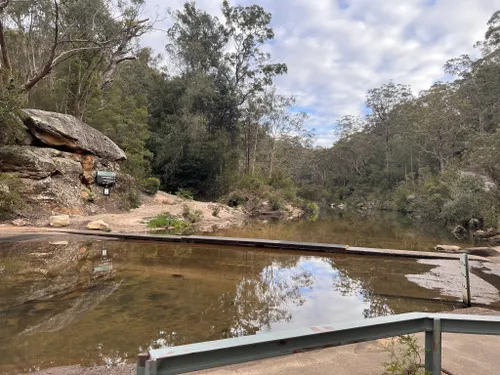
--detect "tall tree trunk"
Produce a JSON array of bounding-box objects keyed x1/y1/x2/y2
[
  {"x1": 251, "y1": 123, "x2": 259, "y2": 176},
  {"x1": 269, "y1": 139, "x2": 276, "y2": 179}
]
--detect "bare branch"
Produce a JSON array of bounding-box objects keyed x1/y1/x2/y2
[{"x1": 22, "y1": 0, "x2": 60, "y2": 91}]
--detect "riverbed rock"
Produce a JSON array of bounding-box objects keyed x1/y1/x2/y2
[
  {"x1": 488, "y1": 235, "x2": 500, "y2": 246},
  {"x1": 22, "y1": 109, "x2": 126, "y2": 161},
  {"x1": 474, "y1": 228, "x2": 498, "y2": 239},
  {"x1": 86, "y1": 220, "x2": 109, "y2": 230},
  {"x1": 462, "y1": 247, "x2": 500, "y2": 257},
  {"x1": 49, "y1": 215, "x2": 70, "y2": 227},
  {"x1": 435, "y1": 244, "x2": 461, "y2": 252},
  {"x1": 11, "y1": 219, "x2": 29, "y2": 227}
]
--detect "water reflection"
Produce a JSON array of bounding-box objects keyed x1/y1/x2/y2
[
  {"x1": 211, "y1": 211, "x2": 472, "y2": 251},
  {"x1": 0, "y1": 239, "x2": 458, "y2": 374}
]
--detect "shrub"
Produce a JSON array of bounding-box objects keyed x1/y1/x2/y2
[
  {"x1": 147, "y1": 213, "x2": 191, "y2": 233},
  {"x1": 175, "y1": 188, "x2": 194, "y2": 200},
  {"x1": 381, "y1": 335, "x2": 427, "y2": 375},
  {"x1": 268, "y1": 194, "x2": 285, "y2": 211},
  {"x1": 212, "y1": 205, "x2": 221, "y2": 217},
  {"x1": 235, "y1": 175, "x2": 267, "y2": 191},
  {"x1": 0, "y1": 174, "x2": 24, "y2": 219},
  {"x1": 269, "y1": 173, "x2": 294, "y2": 190},
  {"x1": 303, "y1": 201, "x2": 320, "y2": 219},
  {"x1": 226, "y1": 190, "x2": 249, "y2": 207},
  {"x1": 182, "y1": 204, "x2": 204, "y2": 223},
  {"x1": 283, "y1": 187, "x2": 296, "y2": 201},
  {"x1": 122, "y1": 189, "x2": 141, "y2": 210},
  {"x1": 440, "y1": 173, "x2": 497, "y2": 227},
  {"x1": 141, "y1": 177, "x2": 161, "y2": 195},
  {"x1": 115, "y1": 174, "x2": 141, "y2": 210}
]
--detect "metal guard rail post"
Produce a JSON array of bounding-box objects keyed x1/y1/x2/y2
[{"x1": 136, "y1": 313, "x2": 500, "y2": 375}]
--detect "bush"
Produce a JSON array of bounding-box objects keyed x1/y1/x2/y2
[
  {"x1": 381, "y1": 335, "x2": 427, "y2": 375},
  {"x1": 302, "y1": 201, "x2": 320, "y2": 220},
  {"x1": 0, "y1": 75, "x2": 24, "y2": 146},
  {"x1": 141, "y1": 177, "x2": 161, "y2": 195},
  {"x1": 116, "y1": 174, "x2": 141, "y2": 210},
  {"x1": 176, "y1": 188, "x2": 194, "y2": 200},
  {"x1": 235, "y1": 175, "x2": 267, "y2": 191},
  {"x1": 0, "y1": 174, "x2": 23, "y2": 219},
  {"x1": 182, "y1": 204, "x2": 204, "y2": 223},
  {"x1": 226, "y1": 190, "x2": 249, "y2": 207},
  {"x1": 268, "y1": 194, "x2": 285, "y2": 211},
  {"x1": 440, "y1": 173, "x2": 498, "y2": 227},
  {"x1": 147, "y1": 213, "x2": 191, "y2": 233},
  {"x1": 212, "y1": 205, "x2": 221, "y2": 217}
]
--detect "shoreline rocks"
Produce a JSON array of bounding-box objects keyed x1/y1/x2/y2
[{"x1": 49, "y1": 215, "x2": 70, "y2": 227}]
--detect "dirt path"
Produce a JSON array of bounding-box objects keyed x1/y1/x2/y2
[
  {"x1": 67, "y1": 191, "x2": 247, "y2": 233},
  {"x1": 1, "y1": 191, "x2": 247, "y2": 235}
]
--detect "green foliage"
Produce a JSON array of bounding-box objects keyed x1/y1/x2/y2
[
  {"x1": 440, "y1": 173, "x2": 498, "y2": 227},
  {"x1": 82, "y1": 188, "x2": 97, "y2": 203},
  {"x1": 381, "y1": 335, "x2": 428, "y2": 375},
  {"x1": 147, "y1": 213, "x2": 191, "y2": 234},
  {"x1": 0, "y1": 174, "x2": 24, "y2": 219},
  {"x1": 85, "y1": 50, "x2": 156, "y2": 181},
  {"x1": 212, "y1": 205, "x2": 221, "y2": 217},
  {"x1": 0, "y1": 73, "x2": 23, "y2": 146},
  {"x1": 268, "y1": 194, "x2": 285, "y2": 211},
  {"x1": 141, "y1": 177, "x2": 161, "y2": 195},
  {"x1": 301, "y1": 201, "x2": 320, "y2": 221},
  {"x1": 182, "y1": 204, "x2": 203, "y2": 223},
  {"x1": 226, "y1": 190, "x2": 250, "y2": 207},
  {"x1": 116, "y1": 175, "x2": 141, "y2": 210},
  {"x1": 176, "y1": 188, "x2": 195, "y2": 200}
]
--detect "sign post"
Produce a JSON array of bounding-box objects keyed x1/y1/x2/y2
[{"x1": 460, "y1": 253, "x2": 471, "y2": 307}]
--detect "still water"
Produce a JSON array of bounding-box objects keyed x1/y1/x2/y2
[
  {"x1": 0, "y1": 236, "x2": 463, "y2": 374},
  {"x1": 212, "y1": 211, "x2": 470, "y2": 251}
]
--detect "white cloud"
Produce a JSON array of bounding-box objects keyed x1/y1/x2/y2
[{"x1": 141, "y1": 0, "x2": 499, "y2": 147}]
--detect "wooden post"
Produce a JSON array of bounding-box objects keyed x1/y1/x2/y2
[{"x1": 460, "y1": 253, "x2": 471, "y2": 307}]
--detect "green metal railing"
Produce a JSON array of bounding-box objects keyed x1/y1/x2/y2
[{"x1": 136, "y1": 312, "x2": 500, "y2": 375}]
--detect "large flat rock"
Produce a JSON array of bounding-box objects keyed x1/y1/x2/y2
[
  {"x1": 22, "y1": 109, "x2": 126, "y2": 161},
  {"x1": 0, "y1": 146, "x2": 82, "y2": 179}
]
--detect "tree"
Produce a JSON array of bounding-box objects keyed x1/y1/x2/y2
[
  {"x1": 366, "y1": 81, "x2": 413, "y2": 174},
  {"x1": 0, "y1": 0, "x2": 151, "y2": 99},
  {"x1": 262, "y1": 91, "x2": 309, "y2": 178},
  {"x1": 222, "y1": 0, "x2": 287, "y2": 106},
  {"x1": 409, "y1": 84, "x2": 469, "y2": 171}
]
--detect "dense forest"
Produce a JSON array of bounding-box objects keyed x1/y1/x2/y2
[{"x1": 1, "y1": 0, "x2": 500, "y2": 231}]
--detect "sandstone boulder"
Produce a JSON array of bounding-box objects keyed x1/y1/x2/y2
[
  {"x1": 12, "y1": 219, "x2": 29, "y2": 227},
  {"x1": 49, "y1": 215, "x2": 70, "y2": 227},
  {"x1": 86, "y1": 220, "x2": 109, "y2": 230},
  {"x1": 0, "y1": 146, "x2": 83, "y2": 179},
  {"x1": 22, "y1": 109, "x2": 126, "y2": 161},
  {"x1": 435, "y1": 244, "x2": 461, "y2": 252},
  {"x1": 488, "y1": 235, "x2": 500, "y2": 246}
]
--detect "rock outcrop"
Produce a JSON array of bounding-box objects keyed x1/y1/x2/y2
[
  {"x1": 21, "y1": 109, "x2": 126, "y2": 161},
  {"x1": 0, "y1": 110, "x2": 130, "y2": 222}
]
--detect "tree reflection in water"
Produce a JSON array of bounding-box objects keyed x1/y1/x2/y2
[{"x1": 200, "y1": 251, "x2": 315, "y2": 339}]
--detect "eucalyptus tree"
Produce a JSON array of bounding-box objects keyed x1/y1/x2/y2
[{"x1": 0, "y1": 0, "x2": 152, "y2": 109}]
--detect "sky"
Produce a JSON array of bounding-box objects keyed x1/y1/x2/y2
[{"x1": 141, "y1": 0, "x2": 499, "y2": 147}]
